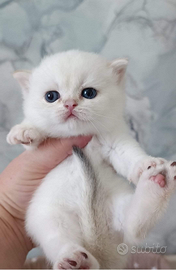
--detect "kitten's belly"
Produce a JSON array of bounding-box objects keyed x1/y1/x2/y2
[
  {"x1": 28, "y1": 140, "x2": 127, "y2": 231},
  {"x1": 27, "y1": 141, "x2": 129, "y2": 268},
  {"x1": 32, "y1": 144, "x2": 121, "y2": 208}
]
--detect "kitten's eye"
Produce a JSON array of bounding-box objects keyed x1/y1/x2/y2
[
  {"x1": 45, "y1": 91, "x2": 60, "y2": 103},
  {"x1": 81, "y1": 88, "x2": 97, "y2": 99}
]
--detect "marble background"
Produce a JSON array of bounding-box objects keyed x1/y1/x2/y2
[{"x1": 1, "y1": 0, "x2": 176, "y2": 254}]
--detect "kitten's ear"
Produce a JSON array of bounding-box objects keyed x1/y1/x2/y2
[
  {"x1": 13, "y1": 70, "x2": 31, "y2": 94},
  {"x1": 110, "y1": 58, "x2": 128, "y2": 83}
]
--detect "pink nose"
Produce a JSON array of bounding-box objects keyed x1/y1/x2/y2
[{"x1": 64, "y1": 99, "x2": 77, "y2": 112}]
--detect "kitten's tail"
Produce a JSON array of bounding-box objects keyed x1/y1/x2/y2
[{"x1": 72, "y1": 146, "x2": 99, "y2": 245}]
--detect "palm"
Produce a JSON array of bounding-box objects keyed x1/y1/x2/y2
[{"x1": 1, "y1": 155, "x2": 49, "y2": 220}]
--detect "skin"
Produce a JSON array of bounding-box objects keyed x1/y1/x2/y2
[{"x1": 0, "y1": 136, "x2": 91, "y2": 269}]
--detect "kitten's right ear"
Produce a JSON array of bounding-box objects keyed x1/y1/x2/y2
[{"x1": 13, "y1": 70, "x2": 31, "y2": 94}]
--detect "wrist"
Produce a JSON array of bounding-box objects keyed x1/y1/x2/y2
[
  {"x1": 0, "y1": 205, "x2": 32, "y2": 268},
  {"x1": 128, "y1": 154, "x2": 148, "y2": 185}
]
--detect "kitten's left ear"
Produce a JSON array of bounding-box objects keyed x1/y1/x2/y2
[
  {"x1": 13, "y1": 70, "x2": 31, "y2": 93},
  {"x1": 110, "y1": 58, "x2": 128, "y2": 83}
]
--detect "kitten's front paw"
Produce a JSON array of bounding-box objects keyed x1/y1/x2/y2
[
  {"x1": 7, "y1": 124, "x2": 43, "y2": 148},
  {"x1": 139, "y1": 161, "x2": 176, "y2": 196},
  {"x1": 130, "y1": 157, "x2": 166, "y2": 185},
  {"x1": 54, "y1": 245, "x2": 99, "y2": 269}
]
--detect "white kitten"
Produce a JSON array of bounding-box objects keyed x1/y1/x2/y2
[{"x1": 7, "y1": 50, "x2": 176, "y2": 269}]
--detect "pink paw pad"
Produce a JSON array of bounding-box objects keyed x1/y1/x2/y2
[{"x1": 150, "y1": 174, "x2": 166, "y2": 188}]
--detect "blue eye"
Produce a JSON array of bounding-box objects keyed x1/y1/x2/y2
[
  {"x1": 81, "y1": 88, "x2": 97, "y2": 99},
  {"x1": 45, "y1": 91, "x2": 60, "y2": 103}
]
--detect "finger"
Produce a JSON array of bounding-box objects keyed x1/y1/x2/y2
[
  {"x1": 29, "y1": 136, "x2": 92, "y2": 170},
  {"x1": 59, "y1": 135, "x2": 93, "y2": 155}
]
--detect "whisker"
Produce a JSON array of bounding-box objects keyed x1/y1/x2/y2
[
  {"x1": 92, "y1": 118, "x2": 109, "y2": 132},
  {"x1": 76, "y1": 107, "x2": 118, "y2": 121},
  {"x1": 87, "y1": 118, "x2": 107, "y2": 144},
  {"x1": 91, "y1": 112, "x2": 118, "y2": 120}
]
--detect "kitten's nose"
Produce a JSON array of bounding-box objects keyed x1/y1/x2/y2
[{"x1": 64, "y1": 99, "x2": 77, "y2": 112}]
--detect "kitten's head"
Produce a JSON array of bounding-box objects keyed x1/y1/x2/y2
[{"x1": 14, "y1": 50, "x2": 128, "y2": 137}]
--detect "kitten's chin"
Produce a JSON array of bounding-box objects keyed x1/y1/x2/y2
[{"x1": 47, "y1": 119, "x2": 96, "y2": 138}]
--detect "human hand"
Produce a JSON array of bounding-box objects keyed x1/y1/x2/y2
[{"x1": 0, "y1": 136, "x2": 91, "y2": 268}]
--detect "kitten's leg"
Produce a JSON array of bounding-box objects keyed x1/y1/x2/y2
[
  {"x1": 7, "y1": 121, "x2": 44, "y2": 149},
  {"x1": 26, "y1": 209, "x2": 99, "y2": 269},
  {"x1": 102, "y1": 133, "x2": 166, "y2": 184},
  {"x1": 121, "y1": 161, "x2": 176, "y2": 244}
]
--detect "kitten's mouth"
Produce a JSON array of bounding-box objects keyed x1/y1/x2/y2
[{"x1": 65, "y1": 112, "x2": 78, "y2": 120}]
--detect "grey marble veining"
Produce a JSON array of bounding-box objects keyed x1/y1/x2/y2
[{"x1": 0, "y1": 0, "x2": 176, "y2": 254}]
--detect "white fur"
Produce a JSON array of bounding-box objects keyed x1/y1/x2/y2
[{"x1": 7, "y1": 50, "x2": 176, "y2": 269}]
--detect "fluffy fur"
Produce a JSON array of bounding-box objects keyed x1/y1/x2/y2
[{"x1": 7, "y1": 50, "x2": 176, "y2": 269}]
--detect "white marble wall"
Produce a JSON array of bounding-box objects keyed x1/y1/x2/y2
[{"x1": 1, "y1": 0, "x2": 176, "y2": 254}]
